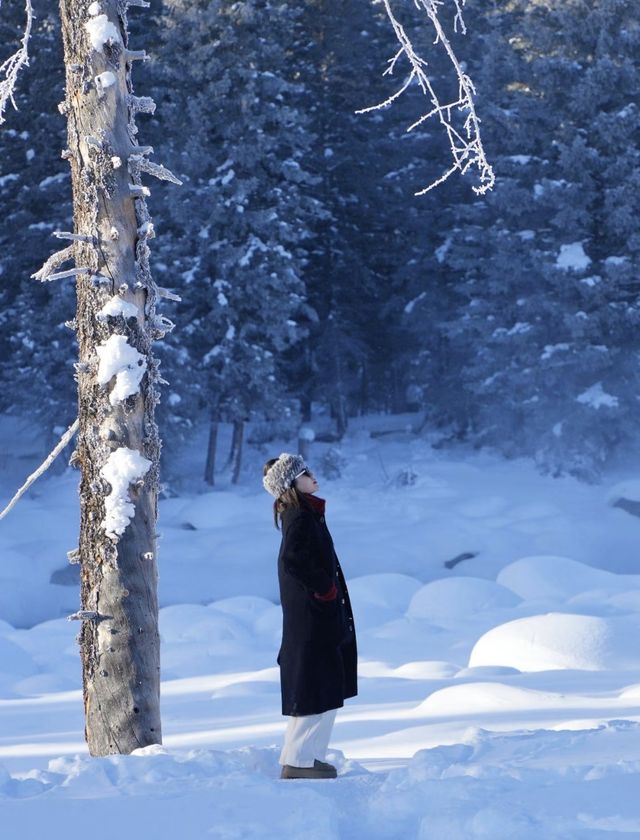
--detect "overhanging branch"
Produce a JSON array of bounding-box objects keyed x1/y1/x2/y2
[
  {"x1": 366, "y1": 0, "x2": 495, "y2": 196},
  {"x1": 0, "y1": 0, "x2": 33, "y2": 125}
]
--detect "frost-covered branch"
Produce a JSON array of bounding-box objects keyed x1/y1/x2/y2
[
  {"x1": 130, "y1": 154, "x2": 183, "y2": 186},
  {"x1": 67, "y1": 610, "x2": 110, "y2": 622},
  {"x1": 34, "y1": 265, "x2": 92, "y2": 283},
  {"x1": 362, "y1": 0, "x2": 494, "y2": 196},
  {"x1": 0, "y1": 418, "x2": 79, "y2": 521},
  {"x1": 157, "y1": 286, "x2": 182, "y2": 303},
  {"x1": 30, "y1": 245, "x2": 77, "y2": 281},
  {"x1": 53, "y1": 230, "x2": 95, "y2": 244},
  {"x1": 0, "y1": 0, "x2": 33, "y2": 125}
]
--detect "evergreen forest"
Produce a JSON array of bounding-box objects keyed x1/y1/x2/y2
[{"x1": 1, "y1": 0, "x2": 638, "y2": 483}]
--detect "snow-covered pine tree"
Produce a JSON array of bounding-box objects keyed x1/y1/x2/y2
[
  {"x1": 53, "y1": 0, "x2": 181, "y2": 754},
  {"x1": 0, "y1": 8, "x2": 76, "y2": 446},
  {"x1": 285, "y1": 0, "x2": 481, "y2": 426},
  {"x1": 283, "y1": 0, "x2": 414, "y2": 428},
  {"x1": 409, "y1": 0, "x2": 640, "y2": 480},
  {"x1": 148, "y1": 0, "x2": 320, "y2": 482}
]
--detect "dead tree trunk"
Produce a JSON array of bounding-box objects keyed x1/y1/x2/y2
[{"x1": 56, "y1": 0, "x2": 179, "y2": 756}]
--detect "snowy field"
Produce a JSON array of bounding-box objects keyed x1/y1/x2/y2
[{"x1": 1, "y1": 415, "x2": 640, "y2": 838}]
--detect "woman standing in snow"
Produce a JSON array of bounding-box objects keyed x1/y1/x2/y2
[{"x1": 263, "y1": 453, "x2": 357, "y2": 780}]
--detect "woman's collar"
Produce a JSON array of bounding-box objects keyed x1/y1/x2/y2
[{"x1": 304, "y1": 493, "x2": 326, "y2": 515}]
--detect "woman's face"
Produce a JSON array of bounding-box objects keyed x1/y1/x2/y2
[{"x1": 294, "y1": 469, "x2": 319, "y2": 494}]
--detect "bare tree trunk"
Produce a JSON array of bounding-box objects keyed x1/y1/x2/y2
[
  {"x1": 358, "y1": 362, "x2": 368, "y2": 416},
  {"x1": 300, "y1": 396, "x2": 312, "y2": 423},
  {"x1": 298, "y1": 432, "x2": 311, "y2": 462},
  {"x1": 58, "y1": 0, "x2": 173, "y2": 756},
  {"x1": 223, "y1": 424, "x2": 235, "y2": 472},
  {"x1": 204, "y1": 418, "x2": 218, "y2": 486},
  {"x1": 335, "y1": 395, "x2": 348, "y2": 439},
  {"x1": 333, "y1": 344, "x2": 348, "y2": 438},
  {"x1": 231, "y1": 420, "x2": 244, "y2": 485}
]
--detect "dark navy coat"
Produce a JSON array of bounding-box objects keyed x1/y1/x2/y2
[{"x1": 276, "y1": 500, "x2": 358, "y2": 716}]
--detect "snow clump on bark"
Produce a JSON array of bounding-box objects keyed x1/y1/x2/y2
[
  {"x1": 96, "y1": 334, "x2": 147, "y2": 405},
  {"x1": 99, "y1": 447, "x2": 152, "y2": 539},
  {"x1": 84, "y1": 15, "x2": 120, "y2": 52}
]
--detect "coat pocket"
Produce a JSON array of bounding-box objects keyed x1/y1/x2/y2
[{"x1": 308, "y1": 594, "x2": 341, "y2": 644}]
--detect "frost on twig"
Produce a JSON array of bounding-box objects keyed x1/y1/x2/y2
[
  {"x1": 0, "y1": 418, "x2": 80, "y2": 520},
  {"x1": 30, "y1": 245, "x2": 76, "y2": 281},
  {"x1": 157, "y1": 286, "x2": 182, "y2": 303},
  {"x1": 35, "y1": 266, "x2": 92, "y2": 282},
  {"x1": 360, "y1": 0, "x2": 494, "y2": 196},
  {"x1": 132, "y1": 155, "x2": 183, "y2": 186},
  {"x1": 52, "y1": 230, "x2": 95, "y2": 244},
  {"x1": 67, "y1": 610, "x2": 110, "y2": 622},
  {"x1": 0, "y1": 0, "x2": 33, "y2": 125}
]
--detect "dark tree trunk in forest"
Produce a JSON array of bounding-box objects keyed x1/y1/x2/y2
[
  {"x1": 301, "y1": 395, "x2": 312, "y2": 424},
  {"x1": 335, "y1": 396, "x2": 348, "y2": 439},
  {"x1": 358, "y1": 363, "x2": 368, "y2": 416},
  {"x1": 57, "y1": 0, "x2": 178, "y2": 755},
  {"x1": 332, "y1": 341, "x2": 348, "y2": 438},
  {"x1": 231, "y1": 420, "x2": 244, "y2": 485},
  {"x1": 204, "y1": 418, "x2": 218, "y2": 486},
  {"x1": 298, "y1": 432, "x2": 311, "y2": 461}
]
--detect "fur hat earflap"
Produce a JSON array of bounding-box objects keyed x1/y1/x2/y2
[{"x1": 263, "y1": 452, "x2": 308, "y2": 498}]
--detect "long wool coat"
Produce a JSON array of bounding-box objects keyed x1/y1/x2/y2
[{"x1": 276, "y1": 497, "x2": 358, "y2": 716}]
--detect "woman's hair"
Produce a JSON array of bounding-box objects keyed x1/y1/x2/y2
[{"x1": 263, "y1": 458, "x2": 309, "y2": 529}]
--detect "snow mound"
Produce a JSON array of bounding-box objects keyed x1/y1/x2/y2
[
  {"x1": 178, "y1": 491, "x2": 252, "y2": 530},
  {"x1": 496, "y1": 555, "x2": 640, "y2": 601},
  {"x1": 468, "y1": 612, "x2": 640, "y2": 672},
  {"x1": 160, "y1": 604, "x2": 253, "y2": 645},
  {"x1": 348, "y1": 573, "x2": 423, "y2": 611},
  {"x1": 348, "y1": 573, "x2": 423, "y2": 629},
  {"x1": 415, "y1": 682, "x2": 569, "y2": 716},
  {"x1": 253, "y1": 604, "x2": 282, "y2": 644},
  {"x1": 407, "y1": 577, "x2": 520, "y2": 624},
  {"x1": 210, "y1": 595, "x2": 276, "y2": 626},
  {"x1": 607, "y1": 480, "x2": 640, "y2": 504},
  {"x1": 0, "y1": 577, "x2": 76, "y2": 631},
  {"x1": 0, "y1": 635, "x2": 38, "y2": 682},
  {"x1": 454, "y1": 495, "x2": 507, "y2": 518},
  {"x1": 359, "y1": 659, "x2": 458, "y2": 680}
]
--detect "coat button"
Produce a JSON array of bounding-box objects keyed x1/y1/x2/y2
[
  {"x1": 348, "y1": 625, "x2": 353, "y2": 631},
  {"x1": 341, "y1": 598, "x2": 345, "y2": 604}
]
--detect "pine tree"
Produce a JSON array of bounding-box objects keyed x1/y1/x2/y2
[
  {"x1": 413, "y1": 0, "x2": 640, "y2": 480},
  {"x1": 146, "y1": 0, "x2": 323, "y2": 480},
  {"x1": 0, "y1": 8, "x2": 76, "y2": 444}
]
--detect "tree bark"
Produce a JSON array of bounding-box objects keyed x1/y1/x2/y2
[
  {"x1": 300, "y1": 395, "x2": 312, "y2": 423},
  {"x1": 58, "y1": 0, "x2": 163, "y2": 755},
  {"x1": 204, "y1": 418, "x2": 218, "y2": 486},
  {"x1": 231, "y1": 419, "x2": 244, "y2": 485}
]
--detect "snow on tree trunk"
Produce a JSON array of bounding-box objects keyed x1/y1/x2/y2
[{"x1": 58, "y1": 0, "x2": 169, "y2": 756}]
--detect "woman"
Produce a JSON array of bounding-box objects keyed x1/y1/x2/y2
[{"x1": 263, "y1": 452, "x2": 357, "y2": 780}]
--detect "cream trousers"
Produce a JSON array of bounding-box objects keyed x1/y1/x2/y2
[{"x1": 279, "y1": 708, "x2": 338, "y2": 768}]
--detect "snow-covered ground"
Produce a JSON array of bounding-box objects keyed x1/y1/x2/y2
[{"x1": 1, "y1": 415, "x2": 640, "y2": 838}]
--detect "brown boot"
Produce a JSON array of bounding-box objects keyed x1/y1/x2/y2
[
  {"x1": 280, "y1": 760, "x2": 337, "y2": 780},
  {"x1": 313, "y1": 759, "x2": 338, "y2": 774}
]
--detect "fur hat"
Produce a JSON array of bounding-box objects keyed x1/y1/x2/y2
[{"x1": 263, "y1": 452, "x2": 308, "y2": 498}]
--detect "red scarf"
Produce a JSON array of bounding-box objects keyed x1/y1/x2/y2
[{"x1": 304, "y1": 493, "x2": 326, "y2": 516}]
